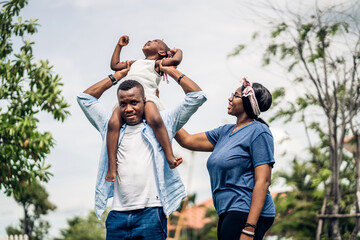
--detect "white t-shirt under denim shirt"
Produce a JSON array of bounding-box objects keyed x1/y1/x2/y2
[
  {"x1": 112, "y1": 124, "x2": 161, "y2": 211},
  {"x1": 77, "y1": 91, "x2": 207, "y2": 219}
]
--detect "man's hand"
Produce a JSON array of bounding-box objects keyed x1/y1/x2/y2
[
  {"x1": 159, "y1": 59, "x2": 176, "y2": 74},
  {"x1": 118, "y1": 35, "x2": 129, "y2": 47},
  {"x1": 113, "y1": 60, "x2": 131, "y2": 80}
]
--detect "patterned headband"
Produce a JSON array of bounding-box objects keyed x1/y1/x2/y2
[{"x1": 242, "y1": 77, "x2": 261, "y2": 117}]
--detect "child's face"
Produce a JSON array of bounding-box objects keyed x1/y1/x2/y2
[{"x1": 142, "y1": 39, "x2": 166, "y2": 56}]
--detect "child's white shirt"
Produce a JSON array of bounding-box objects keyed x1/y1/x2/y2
[{"x1": 118, "y1": 59, "x2": 165, "y2": 110}]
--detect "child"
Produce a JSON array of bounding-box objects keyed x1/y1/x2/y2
[{"x1": 105, "y1": 35, "x2": 183, "y2": 182}]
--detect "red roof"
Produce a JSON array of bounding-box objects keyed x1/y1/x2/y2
[
  {"x1": 169, "y1": 198, "x2": 214, "y2": 230},
  {"x1": 344, "y1": 135, "x2": 357, "y2": 154}
]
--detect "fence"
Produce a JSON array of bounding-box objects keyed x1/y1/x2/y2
[{"x1": 0, "y1": 235, "x2": 29, "y2": 240}]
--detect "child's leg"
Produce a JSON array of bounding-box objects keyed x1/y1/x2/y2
[
  {"x1": 105, "y1": 106, "x2": 123, "y2": 182},
  {"x1": 145, "y1": 101, "x2": 182, "y2": 169}
]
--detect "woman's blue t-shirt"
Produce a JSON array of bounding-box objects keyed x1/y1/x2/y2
[{"x1": 205, "y1": 121, "x2": 275, "y2": 217}]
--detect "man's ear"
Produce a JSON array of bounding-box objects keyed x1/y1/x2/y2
[
  {"x1": 143, "y1": 97, "x2": 146, "y2": 103},
  {"x1": 158, "y1": 50, "x2": 166, "y2": 57}
]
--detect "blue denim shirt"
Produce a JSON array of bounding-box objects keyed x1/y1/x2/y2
[{"x1": 77, "y1": 91, "x2": 207, "y2": 219}]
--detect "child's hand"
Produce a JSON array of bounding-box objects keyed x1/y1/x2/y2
[
  {"x1": 168, "y1": 156, "x2": 183, "y2": 169},
  {"x1": 169, "y1": 48, "x2": 180, "y2": 55},
  {"x1": 118, "y1": 35, "x2": 129, "y2": 47},
  {"x1": 164, "y1": 48, "x2": 180, "y2": 59}
]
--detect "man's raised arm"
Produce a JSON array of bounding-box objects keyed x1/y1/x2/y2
[
  {"x1": 77, "y1": 62, "x2": 130, "y2": 133},
  {"x1": 158, "y1": 60, "x2": 206, "y2": 136},
  {"x1": 84, "y1": 61, "x2": 130, "y2": 99},
  {"x1": 159, "y1": 60, "x2": 201, "y2": 94}
]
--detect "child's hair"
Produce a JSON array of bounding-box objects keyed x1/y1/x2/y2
[
  {"x1": 117, "y1": 80, "x2": 145, "y2": 97},
  {"x1": 159, "y1": 40, "x2": 171, "y2": 58},
  {"x1": 241, "y1": 83, "x2": 272, "y2": 126}
]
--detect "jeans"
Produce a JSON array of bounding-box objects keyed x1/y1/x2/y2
[{"x1": 105, "y1": 207, "x2": 167, "y2": 240}]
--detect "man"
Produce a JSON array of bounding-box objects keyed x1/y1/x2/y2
[{"x1": 77, "y1": 61, "x2": 206, "y2": 239}]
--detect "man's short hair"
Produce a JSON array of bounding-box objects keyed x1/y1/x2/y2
[{"x1": 117, "y1": 80, "x2": 145, "y2": 97}]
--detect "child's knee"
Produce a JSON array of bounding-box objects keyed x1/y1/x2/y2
[
  {"x1": 108, "y1": 116, "x2": 121, "y2": 131},
  {"x1": 146, "y1": 113, "x2": 163, "y2": 128},
  {"x1": 145, "y1": 102, "x2": 163, "y2": 128}
]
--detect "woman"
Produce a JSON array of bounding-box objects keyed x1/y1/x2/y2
[{"x1": 175, "y1": 78, "x2": 275, "y2": 240}]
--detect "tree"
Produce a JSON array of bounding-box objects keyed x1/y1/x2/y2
[
  {"x1": 0, "y1": 0, "x2": 70, "y2": 196},
  {"x1": 270, "y1": 153, "x2": 328, "y2": 239},
  {"x1": 270, "y1": 148, "x2": 356, "y2": 239},
  {"x1": 271, "y1": 159, "x2": 322, "y2": 239},
  {"x1": 6, "y1": 180, "x2": 56, "y2": 240},
  {"x1": 55, "y1": 210, "x2": 107, "y2": 240},
  {"x1": 229, "y1": 1, "x2": 360, "y2": 239}
]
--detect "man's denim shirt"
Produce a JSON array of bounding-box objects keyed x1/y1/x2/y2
[{"x1": 77, "y1": 91, "x2": 207, "y2": 219}]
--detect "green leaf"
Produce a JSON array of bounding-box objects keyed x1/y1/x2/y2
[
  {"x1": 252, "y1": 32, "x2": 259, "y2": 40},
  {"x1": 271, "y1": 22, "x2": 288, "y2": 38},
  {"x1": 227, "y1": 44, "x2": 246, "y2": 58},
  {"x1": 299, "y1": 23, "x2": 313, "y2": 40}
]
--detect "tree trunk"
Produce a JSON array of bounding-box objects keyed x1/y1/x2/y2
[
  {"x1": 317, "y1": 186, "x2": 330, "y2": 240},
  {"x1": 23, "y1": 207, "x2": 32, "y2": 240},
  {"x1": 351, "y1": 134, "x2": 360, "y2": 240},
  {"x1": 329, "y1": 118, "x2": 341, "y2": 240},
  {"x1": 173, "y1": 197, "x2": 189, "y2": 240}
]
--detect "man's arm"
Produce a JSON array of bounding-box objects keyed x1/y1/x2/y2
[
  {"x1": 85, "y1": 61, "x2": 130, "y2": 98},
  {"x1": 158, "y1": 60, "x2": 201, "y2": 94},
  {"x1": 77, "y1": 62, "x2": 130, "y2": 134},
  {"x1": 159, "y1": 60, "x2": 206, "y2": 137}
]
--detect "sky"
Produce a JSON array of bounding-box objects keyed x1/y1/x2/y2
[{"x1": 0, "y1": 0, "x2": 350, "y2": 238}]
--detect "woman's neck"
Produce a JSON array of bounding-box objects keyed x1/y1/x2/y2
[{"x1": 233, "y1": 115, "x2": 254, "y2": 132}]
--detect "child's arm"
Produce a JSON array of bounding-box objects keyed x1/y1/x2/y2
[
  {"x1": 157, "y1": 48, "x2": 183, "y2": 67},
  {"x1": 110, "y1": 35, "x2": 131, "y2": 71}
]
